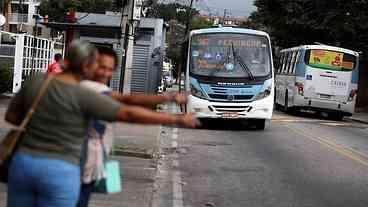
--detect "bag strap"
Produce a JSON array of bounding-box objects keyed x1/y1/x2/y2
[{"x1": 19, "y1": 75, "x2": 53, "y2": 130}]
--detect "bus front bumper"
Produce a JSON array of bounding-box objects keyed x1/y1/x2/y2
[{"x1": 188, "y1": 95, "x2": 274, "y2": 120}]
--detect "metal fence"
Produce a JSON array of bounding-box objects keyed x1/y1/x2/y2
[{"x1": 0, "y1": 31, "x2": 59, "y2": 93}]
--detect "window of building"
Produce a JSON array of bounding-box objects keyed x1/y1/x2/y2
[{"x1": 9, "y1": 24, "x2": 18, "y2": 33}]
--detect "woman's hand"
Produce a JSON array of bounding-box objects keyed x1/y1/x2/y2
[
  {"x1": 167, "y1": 93, "x2": 188, "y2": 105},
  {"x1": 176, "y1": 113, "x2": 200, "y2": 128}
]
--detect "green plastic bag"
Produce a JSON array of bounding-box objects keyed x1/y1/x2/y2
[{"x1": 94, "y1": 160, "x2": 122, "y2": 194}]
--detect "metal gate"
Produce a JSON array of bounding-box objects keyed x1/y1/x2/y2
[
  {"x1": 0, "y1": 31, "x2": 57, "y2": 93},
  {"x1": 131, "y1": 44, "x2": 150, "y2": 93},
  {"x1": 0, "y1": 31, "x2": 16, "y2": 94},
  {"x1": 13, "y1": 34, "x2": 55, "y2": 93}
]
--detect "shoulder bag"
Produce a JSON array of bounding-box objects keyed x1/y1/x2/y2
[{"x1": 0, "y1": 76, "x2": 53, "y2": 183}]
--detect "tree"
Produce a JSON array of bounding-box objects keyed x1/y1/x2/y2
[
  {"x1": 147, "y1": 3, "x2": 200, "y2": 79},
  {"x1": 251, "y1": 0, "x2": 368, "y2": 59},
  {"x1": 146, "y1": 3, "x2": 199, "y2": 24},
  {"x1": 190, "y1": 16, "x2": 212, "y2": 30},
  {"x1": 39, "y1": 0, "x2": 118, "y2": 22}
]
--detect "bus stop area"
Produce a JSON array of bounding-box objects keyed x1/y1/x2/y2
[{"x1": 0, "y1": 96, "x2": 163, "y2": 207}]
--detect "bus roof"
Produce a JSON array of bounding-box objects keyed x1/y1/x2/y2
[
  {"x1": 280, "y1": 45, "x2": 359, "y2": 56},
  {"x1": 190, "y1": 27, "x2": 270, "y2": 38}
]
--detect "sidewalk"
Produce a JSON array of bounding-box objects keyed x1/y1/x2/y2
[
  {"x1": 0, "y1": 97, "x2": 163, "y2": 207},
  {"x1": 347, "y1": 112, "x2": 368, "y2": 124}
]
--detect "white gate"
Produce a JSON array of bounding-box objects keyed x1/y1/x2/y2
[{"x1": 12, "y1": 34, "x2": 56, "y2": 93}]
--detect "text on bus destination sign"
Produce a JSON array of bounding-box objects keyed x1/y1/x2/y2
[{"x1": 197, "y1": 38, "x2": 263, "y2": 48}]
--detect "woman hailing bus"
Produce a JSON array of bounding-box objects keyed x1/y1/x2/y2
[{"x1": 4, "y1": 40, "x2": 198, "y2": 207}]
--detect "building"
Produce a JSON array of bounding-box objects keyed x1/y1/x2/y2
[
  {"x1": 200, "y1": 14, "x2": 248, "y2": 26},
  {"x1": 4, "y1": 0, "x2": 49, "y2": 37},
  {"x1": 44, "y1": 12, "x2": 167, "y2": 94}
]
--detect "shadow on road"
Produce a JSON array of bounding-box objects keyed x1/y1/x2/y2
[
  {"x1": 278, "y1": 109, "x2": 348, "y2": 122},
  {"x1": 197, "y1": 119, "x2": 264, "y2": 131}
]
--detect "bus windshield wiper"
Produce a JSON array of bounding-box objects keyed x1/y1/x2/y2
[{"x1": 231, "y1": 43, "x2": 255, "y2": 80}]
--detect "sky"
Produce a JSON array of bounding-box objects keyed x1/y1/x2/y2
[{"x1": 195, "y1": 0, "x2": 256, "y2": 18}]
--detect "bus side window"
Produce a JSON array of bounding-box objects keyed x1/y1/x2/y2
[
  {"x1": 289, "y1": 51, "x2": 297, "y2": 75},
  {"x1": 284, "y1": 52, "x2": 292, "y2": 74},
  {"x1": 278, "y1": 53, "x2": 284, "y2": 74},
  {"x1": 292, "y1": 51, "x2": 300, "y2": 75},
  {"x1": 280, "y1": 52, "x2": 287, "y2": 74},
  {"x1": 281, "y1": 52, "x2": 287, "y2": 74}
]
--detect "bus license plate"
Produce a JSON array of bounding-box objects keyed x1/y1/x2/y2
[{"x1": 222, "y1": 112, "x2": 240, "y2": 119}]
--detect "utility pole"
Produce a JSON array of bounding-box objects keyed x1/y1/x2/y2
[
  {"x1": 178, "y1": 0, "x2": 194, "y2": 92},
  {"x1": 184, "y1": 0, "x2": 194, "y2": 39},
  {"x1": 120, "y1": 0, "x2": 142, "y2": 94},
  {"x1": 119, "y1": 0, "x2": 130, "y2": 93},
  {"x1": 122, "y1": 0, "x2": 135, "y2": 94}
]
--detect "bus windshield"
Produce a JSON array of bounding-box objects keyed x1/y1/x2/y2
[
  {"x1": 305, "y1": 49, "x2": 357, "y2": 71},
  {"x1": 189, "y1": 33, "x2": 271, "y2": 78}
]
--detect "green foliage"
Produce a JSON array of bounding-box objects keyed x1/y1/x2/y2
[
  {"x1": 39, "y1": 0, "x2": 117, "y2": 22},
  {"x1": 251, "y1": 0, "x2": 368, "y2": 59},
  {"x1": 190, "y1": 16, "x2": 213, "y2": 30},
  {"x1": 147, "y1": 3, "x2": 200, "y2": 78},
  {"x1": 147, "y1": 3, "x2": 199, "y2": 24},
  {"x1": 0, "y1": 59, "x2": 13, "y2": 94}
]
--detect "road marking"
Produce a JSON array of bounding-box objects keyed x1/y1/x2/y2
[
  {"x1": 172, "y1": 170, "x2": 184, "y2": 207},
  {"x1": 285, "y1": 125, "x2": 368, "y2": 167},
  {"x1": 171, "y1": 127, "x2": 184, "y2": 207}
]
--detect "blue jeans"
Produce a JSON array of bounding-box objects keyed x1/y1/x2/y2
[
  {"x1": 77, "y1": 182, "x2": 96, "y2": 207},
  {"x1": 7, "y1": 152, "x2": 81, "y2": 207}
]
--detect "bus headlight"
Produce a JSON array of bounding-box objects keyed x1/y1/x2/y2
[
  {"x1": 254, "y1": 86, "x2": 272, "y2": 101},
  {"x1": 190, "y1": 84, "x2": 206, "y2": 99}
]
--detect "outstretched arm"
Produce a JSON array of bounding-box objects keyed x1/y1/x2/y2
[
  {"x1": 110, "y1": 92, "x2": 187, "y2": 108},
  {"x1": 116, "y1": 105, "x2": 198, "y2": 128}
]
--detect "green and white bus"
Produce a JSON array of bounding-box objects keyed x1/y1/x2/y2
[{"x1": 275, "y1": 44, "x2": 359, "y2": 120}]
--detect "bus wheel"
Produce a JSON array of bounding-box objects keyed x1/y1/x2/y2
[
  {"x1": 255, "y1": 119, "x2": 266, "y2": 130},
  {"x1": 330, "y1": 112, "x2": 344, "y2": 121}
]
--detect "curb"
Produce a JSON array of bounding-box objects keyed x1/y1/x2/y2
[
  {"x1": 113, "y1": 126, "x2": 163, "y2": 160},
  {"x1": 114, "y1": 145, "x2": 155, "y2": 159},
  {"x1": 346, "y1": 117, "x2": 368, "y2": 125}
]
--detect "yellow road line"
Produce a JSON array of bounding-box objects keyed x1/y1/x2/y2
[{"x1": 285, "y1": 125, "x2": 368, "y2": 167}]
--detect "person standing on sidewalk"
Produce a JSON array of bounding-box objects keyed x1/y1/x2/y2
[
  {"x1": 5, "y1": 40, "x2": 198, "y2": 207},
  {"x1": 77, "y1": 46, "x2": 188, "y2": 207},
  {"x1": 47, "y1": 53, "x2": 63, "y2": 75}
]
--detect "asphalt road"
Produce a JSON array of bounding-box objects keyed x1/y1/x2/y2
[{"x1": 153, "y1": 107, "x2": 368, "y2": 207}]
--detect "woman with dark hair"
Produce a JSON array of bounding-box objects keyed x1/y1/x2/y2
[
  {"x1": 47, "y1": 53, "x2": 63, "y2": 75},
  {"x1": 5, "y1": 40, "x2": 198, "y2": 207}
]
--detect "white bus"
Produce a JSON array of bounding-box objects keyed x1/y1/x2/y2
[
  {"x1": 185, "y1": 27, "x2": 274, "y2": 130},
  {"x1": 275, "y1": 45, "x2": 359, "y2": 120}
]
